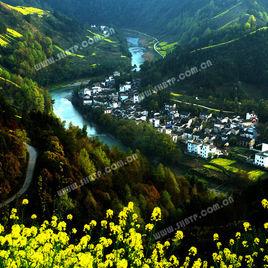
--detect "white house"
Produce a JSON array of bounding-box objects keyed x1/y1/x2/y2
[
  {"x1": 171, "y1": 134, "x2": 178, "y2": 143},
  {"x1": 187, "y1": 141, "x2": 200, "y2": 155},
  {"x1": 165, "y1": 129, "x2": 172, "y2": 135},
  {"x1": 261, "y1": 143, "x2": 268, "y2": 152},
  {"x1": 246, "y1": 112, "x2": 258, "y2": 121},
  {"x1": 254, "y1": 143, "x2": 268, "y2": 168},
  {"x1": 154, "y1": 119, "x2": 160, "y2": 128},
  {"x1": 187, "y1": 141, "x2": 221, "y2": 159},
  {"x1": 254, "y1": 152, "x2": 268, "y2": 168},
  {"x1": 112, "y1": 102, "x2": 119, "y2": 109},
  {"x1": 104, "y1": 108, "x2": 112, "y2": 114},
  {"x1": 84, "y1": 88, "x2": 92, "y2": 96},
  {"x1": 133, "y1": 94, "x2": 140, "y2": 104},
  {"x1": 119, "y1": 83, "x2": 131, "y2": 92},
  {"x1": 92, "y1": 86, "x2": 102, "y2": 94}
]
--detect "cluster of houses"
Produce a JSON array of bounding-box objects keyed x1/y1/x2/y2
[
  {"x1": 82, "y1": 72, "x2": 141, "y2": 111},
  {"x1": 80, "y1": 75, "x2": 267, "y2": 168},
  {"x1": 90, "y1": 25, "x2": 113, "y2": 36}
]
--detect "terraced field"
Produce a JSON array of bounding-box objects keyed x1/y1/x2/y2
[
  {"x1": 204, "y1": 158, "x2": 267, "y2": 181},
  {"x1": 3, "y1": 3, "x2": 46, "y2": 16},
  {"x1": 0, "y1": 28, "x2": 22, "y2": 47}
]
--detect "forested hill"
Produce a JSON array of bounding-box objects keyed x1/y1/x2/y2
[
  {"x1": 0, "y1": 1, "x2": 206, "y2": 225},
  {"x1": 5, "y1": 0, "x2": 268, "y2": 45},
  {"x1": 0, "y1": 1, "x2": 130, "y2": 111},
  {"x1": 139, "y1": 25, "x2": 268, "y2": 121},
  {"x1": 142, "y1": 26, "x2": 268, "y2": 87}
]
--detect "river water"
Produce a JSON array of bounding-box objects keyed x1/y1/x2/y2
[
  {"x1": 127, "y1": 37, "x2": 145, "y2": 71},
  {"x1": 50, "y1": 36, "x2": 145, "y2": 149}
]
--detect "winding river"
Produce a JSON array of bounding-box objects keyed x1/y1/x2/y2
[{"x1": 50, "y1": 36, "x2": 145, "y2": 149}]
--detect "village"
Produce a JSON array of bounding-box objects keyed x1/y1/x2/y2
[{"x1": 78, "y1": 72, "x2": 268, "y2": 169}]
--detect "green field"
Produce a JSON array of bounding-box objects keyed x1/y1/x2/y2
[
  {"x1": 170, "y1": 92, "x2": 183, "y2": 97},
  {"x1": 204, "y1": 158, "x2": 266, "y2": 181},
  {"x1": 156, "y1": 41, "x2": 177, "y2": 57},
  {"x1": 54, "y1": 45, "x2": 85, "y2": 58}
]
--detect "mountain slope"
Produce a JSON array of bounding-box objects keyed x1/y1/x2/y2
[
  {"x1": 7, "y1": 0, "x2": 268, "y2": 44},
  {"x1": 0, "y1": 1, "x2": 131, "y2": 111}
]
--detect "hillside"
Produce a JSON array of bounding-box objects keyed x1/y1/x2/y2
[
  {"x1": 0, "y1": 1, "x2": 268, "y2": 266},
  {"x1": 0, "y1": 2, "x2": 207, "y2": 225},
  {"x1": 138, "y1": 25, "x2": 268, "y2": 129},
  {"x1": 0, "y1": 1, "x2": 130, "y2": 86},
  {"x1": 6, "y1": 0, "x2": 268, "y2": 45}
]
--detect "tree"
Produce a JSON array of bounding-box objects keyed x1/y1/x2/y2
[{"x1": 79, "y1": 148, "x2": 96, "y2": 176}]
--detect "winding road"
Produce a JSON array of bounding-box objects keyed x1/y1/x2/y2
[
  {"x1": 171, "y1": 99, "x2": 235, "y2": 114},
  {"x1": 0, "y1": 144, "x2": 37, "y2": 208}
]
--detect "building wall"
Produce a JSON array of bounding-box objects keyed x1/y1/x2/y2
[{"x1": 254, "y1": 154, "x2": 268, "y2": 168}]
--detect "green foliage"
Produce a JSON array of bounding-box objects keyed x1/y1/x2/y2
[
  {"x1": 83, "y1": 107, "x2": 182, "y2": 165},
  {"x1": 79, "y1": 148, "x2": 96, "y2": 176}
]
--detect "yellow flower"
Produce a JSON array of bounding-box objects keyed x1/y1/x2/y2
[
  {"x1": 31, "y1": 214, "x2": 37, "y2": 220},
  {"x1": 57, "y1": 221, "x2": 67, "y2": 231},
  {"x1": 67, "y1": 214, "x2": 73, "y2": 220},
  {"x1": 262, "y1": 199, "x2": 268, "y2": 209},
  {"x1": 252, "y1": 251, "x2": 258, "y2": 257},
  {"x1": 189, "y1": 246, "x2": 198, "y2": 256},
  {"x1": 10, "y1": 208, "x2": 19, "y2": 220},
  {"x1": 151, "y1": 207, "x2": 161, "y2": 222},
  {"x1": 132, "y1": 213, "x2": 138, "y2": 221},
  {"x1": 235, "y1": 232, "x2": 241, "y2": 239},
  {"x1": 213, "y1": 233, "x2": 219, "y2": 241},
  {"x1": 254, "y1": 237, "x2": 260, "y2": 245},
  {"x1": 242, "y1": 241, "x2": 248, "y2": 248},
  {"x1": 116, "y1": 258, "x2": 128, "y2": 268},
  {"x1": 173, "y1": 230, "x2": 184, "y2": 243},
  {"x1": 72, "y1": 228, "x2": 77, "y2": 234},
  {"x1": 0, "y1": 225, "x2": 4, "y2": 234},
  {"x1": 169, "y1": 255, "x2": 179, "y2": 266},
  {"x1": 106, "y1": 209, "x2": 114, "y2": 219},
  {"x1": 164, "y1": 241, "x2": 170, "y2": 248},
  {"x1": 145, "y1": 223, "x2": 154, "y2": 231},
  {"x1": 22, "y1": 199, "x2": 29, "y2": 205},
  {"x1": 264, "y1": 223, "x2": 268, "y2": 229},
  {"x1": 216, "y1": 242, "x2": 222, "y2": 249},
  {"x1": 83, "y1": 224, "x2": 90, "y2": 232},
  {"x1": 101, "y1": 220, "x2": 108, "y2": 228},
  {"x1": 229, "y1": 239, "x2": 235, "y2": 246},
  {"x1": 127, "y1": 202, "x2": 134, "y2": 211},
  {"x1": 245, "y1": 255, "x2": 254, "y2": 265},
  {"x1": 89, "y1": 220, "x2": 97, "y2": 227},
  {"x1": 243, "y1": 222, "x2": 251, "y2": 231}
]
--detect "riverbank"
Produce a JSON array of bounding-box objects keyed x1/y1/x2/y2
[
  {"x1": 50, "y1": 87, "x2": 127, "y2": 150},
  {"x1": 49, "y1": 34, "x2": 146, "y2": 150}
]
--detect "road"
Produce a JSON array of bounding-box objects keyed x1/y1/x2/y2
[
  {"x1": 0, "y1": 144, "x2": 37, "y2": 208},
  {"x1": 171, "y1": 99, "x2": 235, "y2": 114}
]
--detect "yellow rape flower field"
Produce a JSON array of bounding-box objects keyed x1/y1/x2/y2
[
  {"x1": 4, "y1": 4, "x2": 45, "y2": 16},
  {"x1": 0, "y1": 199, "x2": 268, "y2": 267}
]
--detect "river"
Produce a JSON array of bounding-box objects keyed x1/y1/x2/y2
[
  {"x1": 50, "y1": 36, "x2": 145, "y2": 149},
  {"x1": 127, "y1": 37, "x2": 145, "y2": 71}
]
